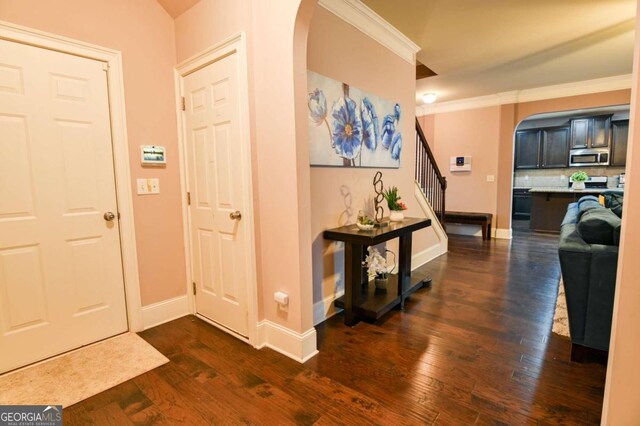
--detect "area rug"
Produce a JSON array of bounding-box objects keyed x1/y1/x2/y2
[
  {"x1": 552, "y1": 278, "x2": 570, "y2": 337},
  {"x1": 0, "y1": 332, "x2": 168, "y2": 407}
]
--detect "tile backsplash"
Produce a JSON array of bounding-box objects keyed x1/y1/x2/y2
[{"x1": 514, "y1": 167, "x2": 625, "y2": 189}]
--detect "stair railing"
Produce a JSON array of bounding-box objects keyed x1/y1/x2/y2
[{"x1": 415, "y1": 117, "x2": 447, "y2": 224}]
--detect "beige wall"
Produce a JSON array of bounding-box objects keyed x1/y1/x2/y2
[
  {"x1": 307, "y1": 8, "x2": 439, "y2": 311},
  {"x1": 602, "y1": 2, "x2": 640, "y2": 422},
  {"x1": 174, "y1": 0, "x2": 249, "y2": 63},
  {"x1": 420, "y1": 89, "x2": 631, "y2": 232},
  {"x1": 0, "y1": 0, "x2": 187, "y2": 306},
  {"x1": 430, "y1": 106, "x2": 501, "y2": 226}
]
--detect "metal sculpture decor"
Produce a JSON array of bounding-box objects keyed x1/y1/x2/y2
[{"x1": 373, "y1": 171, "x2": 385, "y2": 223}]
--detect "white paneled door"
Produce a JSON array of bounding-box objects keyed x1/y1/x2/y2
[
  {"x1": 0, "y1": 40, "x2": 128, "y2": 373},
  {"x1": 183, "y1": 52, "x2": 249, "y2": 337}
]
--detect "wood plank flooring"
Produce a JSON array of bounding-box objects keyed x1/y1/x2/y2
[{"x1": 64, "y1": 231, "x2": 607, "y2": 425}]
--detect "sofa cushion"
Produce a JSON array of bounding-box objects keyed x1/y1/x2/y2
[
  {"x1": 577, "y1": 196, "x2": 603, "y2": 218},
  {"x1": 578, "y1": 208, "x2": 622, "y2": 246},
  {"x1": 601, "y1": 190, "x2": 624, "y2": 218}
]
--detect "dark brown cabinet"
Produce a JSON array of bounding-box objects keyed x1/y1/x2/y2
[
  {"x1": 570, "y1": 118, "x2": 590, "y2": 149},
  {"x1": 541, "y1": 128, "x2": 570, "y2": 168},
  {"x1": 611, "y1": 120, "x2": 629, "y2": 167},
  {"x1": 570, "y1": 116, "x2": 612, "y2": 149},
  {"x1": 515, "y1": 127, "x2": 569, "y2": 170},
  {"x1": 514, "y1": 130, "x2": 540, "y2": 169}
]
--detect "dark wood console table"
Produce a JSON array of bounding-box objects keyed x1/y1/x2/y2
[{"x1": 323, "y1": 217, "x2": 432, "y2": 326}]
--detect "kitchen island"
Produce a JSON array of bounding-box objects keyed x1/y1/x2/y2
[{"x1": 529, "y1": 187, "x2": 613, "y2": 232}]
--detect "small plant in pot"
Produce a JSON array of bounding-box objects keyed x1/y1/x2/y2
[
  {"x1": 363, "y1": 247, "x2": 396, "y2": 291},
  {"x1": 571, "y1": 171, "x2": 589, "y2": 190},
  {"x1": 383, "y1": 186, "x2": 408, "y2": 222}
]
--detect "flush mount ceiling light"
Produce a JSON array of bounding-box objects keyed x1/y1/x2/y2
[{"x1": 422, "y1": 93, "x2": 437, "y2": 104}]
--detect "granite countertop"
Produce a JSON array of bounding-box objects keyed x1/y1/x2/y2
[{"x1": 528, "y1": 187, "x2": 616, "y2": 194}]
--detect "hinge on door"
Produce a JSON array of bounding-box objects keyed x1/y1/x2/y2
[
  {"x1": 187, "y1": 192, "x2": 191, "y2": 205},
  {"x1": 181, "y1": 96, "x2": 186, "y2": 111},
  {"x1": 102, "y1": 62, "x2": 109, "y2": 71},
  {"x1": 192, "y1": 282, "x2": 197, "y2": 295}
]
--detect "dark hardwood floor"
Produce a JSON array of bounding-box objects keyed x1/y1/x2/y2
[{"x1": 64, "y1": 232, "x2": 607, "y2": 425}]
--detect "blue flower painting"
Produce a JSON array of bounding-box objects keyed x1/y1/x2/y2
[
  {"x1": 331, "y1": 97, "x2": 362, "y2": 160},
  {"x1": 361, "y1": 98, "x2": 379, "y2": 151},
  {"x1": 307, "y1": 70, "x2": 401, "y2": 168}
]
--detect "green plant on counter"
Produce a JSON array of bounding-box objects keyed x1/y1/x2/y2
[{"x1": 571, "y1": 171, "x2": 589, "y2": 182}]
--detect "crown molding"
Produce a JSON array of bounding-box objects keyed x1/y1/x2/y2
[
  {"x1": 318, "y1": 0, "x2": 420, "y2": 65},
  {"x1": 416, "y1": 74, "x2": 633, "y2": 116}
]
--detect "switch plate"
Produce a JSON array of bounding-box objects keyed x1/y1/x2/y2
[
  {"x1": 486, "y1": 175, "x2": 495, "y2": 182},
  {"x1": 137, "y1": 178, "x2": 160, "y2": 195}
]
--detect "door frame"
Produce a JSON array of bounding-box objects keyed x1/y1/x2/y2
[
  {"x1": 174, "y1": 33, "x2": 259, "y2": 346},
  {"x1": 0, "y1": 21, "x2": 143, "y2": 331}
]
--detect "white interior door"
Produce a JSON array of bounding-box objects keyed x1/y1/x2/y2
[
  {"x1": 0, "y1": 40, "x2": 128, "y2": 373},
  {"x1": 183, "y1": 52, "x2": 250, "y2": 337}
]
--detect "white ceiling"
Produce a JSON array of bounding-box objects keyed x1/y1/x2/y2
[{"x1": 361, "y1": 0, "x2": 636, "y2": 105}]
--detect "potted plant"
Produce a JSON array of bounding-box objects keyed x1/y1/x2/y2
[
  {"x1": 571, "y1": 171, "x2": 589, "y2": 190},
  {"x1": 363, "y1": 247, "x2": 396, "y2": 291},
  {"x1": 383, "y1": 186, "x2": 408, "y2": 222}
]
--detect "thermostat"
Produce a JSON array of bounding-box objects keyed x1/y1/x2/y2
[
  {"x1": 450, "y1": 156, "x2": 471, "y2": 172},
  {"x1": 141, "y1": 145, "x2": 166, "y2": 166}
]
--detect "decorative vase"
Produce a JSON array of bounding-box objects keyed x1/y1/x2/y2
[
  {"x1": 374, "y1": 276, "x2": 388, "y2": 291},
  {"x1": 573, "y1": 181, "x2": 586, "y2": 190},
  {"x1": 389, "y1": 210, "x2": 404, "y2": 222}
]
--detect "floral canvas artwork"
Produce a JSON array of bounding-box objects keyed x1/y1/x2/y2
[{"x1": 307, "y1": 70, "x2": 402, "y2": 168}]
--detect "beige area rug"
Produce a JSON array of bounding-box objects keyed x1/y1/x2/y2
[
  {"x1": 552, "y1": 278, "x2": 570, "y2": 337},
  {"x1": 0, "y1": 332, "x2": 168, "y2": 407}
]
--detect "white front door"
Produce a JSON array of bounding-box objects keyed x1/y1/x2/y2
[
  {"x1": 0, "y1": 40, "x2": 128, "y2": 373},
  {"x1": 183, "y1": 51, "x2": 250, "y2": 337}
]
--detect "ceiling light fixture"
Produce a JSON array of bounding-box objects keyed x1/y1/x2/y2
[{"x1": 422, "y1": 93, "x2": 437, "y2": 104}]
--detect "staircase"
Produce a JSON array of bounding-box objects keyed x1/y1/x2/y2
[{"x1": 415, "y1": 117, "x2": 447, "y2": 225}]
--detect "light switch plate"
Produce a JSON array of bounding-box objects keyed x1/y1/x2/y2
[
  {"x1": 486, "y1": 175, "x2": 495, "y2": 182},
  {"x1": 137, "y1": 178, "x2": 160, "y2": 195}
]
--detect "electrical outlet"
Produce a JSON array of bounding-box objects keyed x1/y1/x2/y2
[{"x1": 486, "y1": 175, "x2": 495, "y2": 182}]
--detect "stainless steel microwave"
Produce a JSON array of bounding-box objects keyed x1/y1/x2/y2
[{"x1": 569, "y1": 148, "x2": 610, "y2": 167}]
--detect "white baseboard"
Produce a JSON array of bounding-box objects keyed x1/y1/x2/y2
[
  {"x1": 256, "y1": 320, "x2": 318, "y2": 363},
  {"x1": 141, "y1": 295, "x2": 190, "y2": 330},
  {"x1": 313, "y1": 292, "x2": 344, "y2": 326},
  {"x1": 412, "y1": 242, "x2": 447, "y2": 269},
  {"x1": 495, "y1": 228, "x2": 512, "y2": 240}
]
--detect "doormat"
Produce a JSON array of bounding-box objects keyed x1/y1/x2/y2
[
  {"x1": 0, "y1": 332, "x2": 168, "y2": 407},
  {"x1": 552, "y1": 278, "x2": 570, "y2": 338}
]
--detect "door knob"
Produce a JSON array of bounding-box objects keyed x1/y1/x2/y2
[
  {"x1": 103, "y1": 212, "x2": 116, "y2": 221},
  {"x1": 229, "y1": 210, "x2": 242, "y2": 220}
]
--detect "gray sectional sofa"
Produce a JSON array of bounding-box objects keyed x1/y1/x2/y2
[{"x1": 558, "y1": 191, "x2": 623, "y2": 361}]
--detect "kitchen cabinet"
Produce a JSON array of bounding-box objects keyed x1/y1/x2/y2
[
  {"x1": 512, "y1": 189, "x2": 532, "y2": 220},
  {"x1": 514, "y1": 130, "x2": 540, "y2": 169},
  {"x1": 592, "y1": 116, "x2": 612, "y2": 148},
  {"x1": 541, "y1": 128, "x2": 570, "y2": 168},
  {"x1": 515, "y1": 127, "x2": 569, "y2": 170},
  {"x1": 570, "y1": 116, "x2": 612, "y2": 149},
  {"x1": 611, "y1": 120, "x2": 629, "y2": 167}
]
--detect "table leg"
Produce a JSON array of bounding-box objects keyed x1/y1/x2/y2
[
  {"x1": 398, "y1": 233, "x2": 412, "y2": 309},
  {"x1": 344, "y1": 242, "x2": 363, "y2": 326}
]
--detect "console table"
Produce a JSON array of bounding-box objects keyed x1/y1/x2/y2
[{"x1": 323, "y1": 217, "x2": 432, "y2": 326}]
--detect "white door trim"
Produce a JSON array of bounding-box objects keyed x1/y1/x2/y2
[
  {"x1": 174, "y1": 33, "x2": 259, "y2": 347},
  {"x1": 0, "y1": 20, "x2": 143, "y2": 331}
]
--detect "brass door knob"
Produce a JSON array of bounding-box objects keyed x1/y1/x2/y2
[{"x1": 229, "y1": 211, "x2": 242, "y2": 220}]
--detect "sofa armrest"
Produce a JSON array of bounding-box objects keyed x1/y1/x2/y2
[{"x1": 583, "y1": 244, "x2": 618, "y2": 351}]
